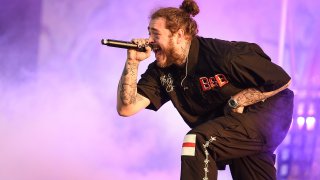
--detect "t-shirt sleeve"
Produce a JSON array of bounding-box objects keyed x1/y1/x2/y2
[
  {"x1": 227, "y1": 42, "x2": 291, "y2": 92},
  {"x1": 137, "y1": 62, "x2": 170, "y2": 111}
]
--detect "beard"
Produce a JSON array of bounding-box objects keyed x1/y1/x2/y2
[{"x1": 156, "y1": 38, "x2": 185, "y2": 68}]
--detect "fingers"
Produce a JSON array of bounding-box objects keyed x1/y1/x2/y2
[
  {"x1": 145, "y1": 45, "x2": 152, "y2": 53},
  {"x1": 132, "y1": 38, "x2": 150, "y2": 48},
  {"x1": 127, "y1": 38, "x2": 152, "y2": 61}
]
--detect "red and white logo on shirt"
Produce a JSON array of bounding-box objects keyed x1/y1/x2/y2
[{"x1": 199, "y1": 74, "x2": 229, "y2": 91}]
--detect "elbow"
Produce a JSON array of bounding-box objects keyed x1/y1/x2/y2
[
  {"x1": 117, "y1": 108, "x2": 127, "y2": 117},
  {"x1": 117, "y1": 107, "x2": 130, "y2": 117},
  {"x1": 117, "y1": 105, "x2": 135, "y2": 117},
  {"x1": 117, "y1": 110, "x2": 131, "y2": 117},
  {"x1": 116, "y1": 94, "x2": 149, "y2": 117}
]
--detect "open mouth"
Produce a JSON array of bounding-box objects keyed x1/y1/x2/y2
[{"x1": 152, "y1": 44, "x2": 161, "y2": 54}]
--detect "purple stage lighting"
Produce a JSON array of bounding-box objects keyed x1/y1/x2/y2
[
  {"x1": 297, "y1": 116, "x2": 305, "y2": 129},
  {"x1": 306, "y1": 116, "x2": 316, "y2": 131}
]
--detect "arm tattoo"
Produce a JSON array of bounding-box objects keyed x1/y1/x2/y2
[
  {"x1": 233, "y1": 80, "x2": 290, "y2": 108},
  {"x1": 118, "y1": 60, "x2": 141, "y2": 105},
  {"x1": 234, "y1": 88, "x2": 267, "y2": 107}
]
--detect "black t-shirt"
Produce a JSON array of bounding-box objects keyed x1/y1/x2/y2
[{"x1": 137, "y1": 36, "x2": 291, "y2": 128}]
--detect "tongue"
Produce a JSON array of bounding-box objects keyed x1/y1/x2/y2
[{"x1": 155, "y1": 51, "x2": 162, "y2": 59}]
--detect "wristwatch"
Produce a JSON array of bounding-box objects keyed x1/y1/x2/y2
[{"x1": 228, "y1": 98, "x2": 239, "y2": 109}]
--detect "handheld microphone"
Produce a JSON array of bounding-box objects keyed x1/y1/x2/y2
[{"x1": 101, "y1": 39, "x2": 150, "y2": 52}]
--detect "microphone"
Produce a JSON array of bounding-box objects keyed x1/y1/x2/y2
[{"x1": 101, "y1": 39, "x2": 150, "y2": 52}]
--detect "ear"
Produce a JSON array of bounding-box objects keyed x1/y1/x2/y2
[{"x1": 176, "y1": 29, "x2": 185, "y2": 44}]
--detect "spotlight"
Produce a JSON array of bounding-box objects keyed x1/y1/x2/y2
[
  {"x1": 306, "y1": 116, "x2": 316, "y2": 131},
  {"x1": 296, "y1": 116, "x2": 305, "y2": 129}
]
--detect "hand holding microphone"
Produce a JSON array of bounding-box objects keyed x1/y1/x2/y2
[
  {"x1": 101, "y1": 39, "x2": 152, "y2": 52},
  {"x1": 101, "y1": 38, "x2": 152, "y2": 61}
]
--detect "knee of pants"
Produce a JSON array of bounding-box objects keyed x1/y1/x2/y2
[{"x1": 181, "y1": 131, "x2": 217, "y2": 160}]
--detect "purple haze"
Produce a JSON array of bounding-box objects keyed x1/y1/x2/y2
[{"x1": 0, "y1": 0, "x2": 319, "y2": 179}]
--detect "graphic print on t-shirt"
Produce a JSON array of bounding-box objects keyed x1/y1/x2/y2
[
  {"x1": 199, "y1": 74, "x2": 229, "y2": 91},
  {"x1": 160, "y1": 73, "x2": 175, "y2": 92}
]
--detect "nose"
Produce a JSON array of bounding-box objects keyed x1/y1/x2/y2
[{"x1": 148, "y1": 36, "x2": 154, "y2": 44}]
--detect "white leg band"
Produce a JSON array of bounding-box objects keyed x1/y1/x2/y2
[{"x1": 181, "y1": 134, "x2": 196, "y2": 156}]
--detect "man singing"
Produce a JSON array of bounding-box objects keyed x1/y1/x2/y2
[{"x1": 116, "y1": 0, "x2": 294, "y2": 179}]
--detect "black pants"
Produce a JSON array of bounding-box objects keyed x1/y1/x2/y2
[{"x1": 180, "y1": 89, "x2": 294, "y2": 180}]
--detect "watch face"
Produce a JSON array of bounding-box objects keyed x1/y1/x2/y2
[{"x1": 228, "y1": 99, "x2": 238, "y2": 108}]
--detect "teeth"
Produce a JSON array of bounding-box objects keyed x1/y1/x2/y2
[
  {"x1": 151, "y1": 44, "x2": 161, "y2": 53},
  {"x1": 153, "y1": 48, "x2": 159, "y2": 52}
]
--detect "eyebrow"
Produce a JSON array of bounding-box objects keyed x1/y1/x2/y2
[{"x1": 148, "y1": 27, "x2": 159, "y2": 32}]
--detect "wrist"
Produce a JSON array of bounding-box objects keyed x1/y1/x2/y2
[
  {"x1": 126, "y1": 58, "x2": 140, "y2": 64},
  {"x1": 228, "y1": 97, "x2": 240, "y2": 109}
]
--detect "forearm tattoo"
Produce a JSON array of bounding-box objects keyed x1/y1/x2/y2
[
  {"x1": 234, "y1": 88, "x2": 267, "y2": 107},
  {"x1": 118, "y1": 60, "x2": 140, "y2": 105}
]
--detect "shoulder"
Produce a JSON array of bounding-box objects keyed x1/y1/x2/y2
[
  {"x1": 197, "y1": 36, "x2": 232, "y2": 49},
  {"x1": 140, "y1": 60, "x2": 160, "y2": 80},
  {"x1": 145, "y1": 60, "x2": 157, "y2": 69},
  {"x1": 144, "y1": 61, "x2": 159, "y2": 73},
  {"x1": 196, "y1": 36, "x2": 234, "y2": 57},
  {"x1": 197, "y1": 37, "x2": 268, "y2": 58},
  {"x1": 228, "y1": 41, "x2": 272, "y2": 62},
  {"x1": 140, "y1": 61, "x2": 172, "y2": 80}
]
